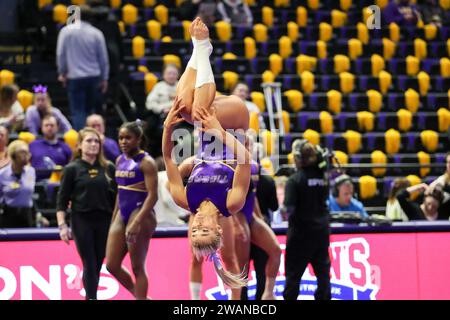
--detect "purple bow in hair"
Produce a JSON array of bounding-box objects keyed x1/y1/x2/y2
[{"x1": 32, "y1": 85, "x2": 48, "y2": 94}]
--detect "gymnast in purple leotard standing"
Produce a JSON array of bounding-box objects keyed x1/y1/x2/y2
[{"x1": 105, "y1": 121, "x2": 158, "y2": 300}]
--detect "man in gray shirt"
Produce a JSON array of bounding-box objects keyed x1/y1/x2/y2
[{"x1": 56, "y1": 5, "x2": 109, "y2": 130}]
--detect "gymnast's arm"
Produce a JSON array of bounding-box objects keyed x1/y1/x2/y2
[{"x1": 162, "y1": 98, "x2": 189, "y2": 210}]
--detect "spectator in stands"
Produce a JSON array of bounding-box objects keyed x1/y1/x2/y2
[
  {"x1": 145, "y1": 63, "x2": 180, "y2": 159},
  {"x1": 428, "y1": 152, "x2": 450, "y2": 219},
  {"x1": 56, "y1": 127, "x2": 116, "y2": 300},
  {"x1": 56, "y1": 5, "x2": 109, "y2": 130},
  {"x1": 385, "y1": 177, "x2": 410, "y2": 221},
  {"x1": 382, "y1": 0, "x2": 421, "y2": 26},
  {"x1": 328, "y1": 174, "x2": 369, "y2": 219},
  {"x1": 231, "y1": 82, "x2": 266, "y2": 130},
  {"x1": 179, "y1": 0, "x2": 219, "y2": 26},
  {"x1": 396, "y1": 183, "x2": 446, "y2": 221},
  {"x1": 0, "y1": 84, "x2": 24, "y2": 132},
  {"x1": 0, "y1": 140, "x2": 36, "y2": 228},
  {"x1": 417, "y1": 0, "x2": 447, "y2": 27},
  {"x1": 24, "y1": 84, "x2": 71, "y2": 136},
  {"x1": 86, "y1": 114, "x2": 120, "y2": 163},
  {"x1": 29, "y1": 115, "x2": 72, "y2": 180},
  {"x1": 0, "y1": 125, "x2": 10, "y2": 169},
  {"x1": 89, "y1": 0, "x2": 124, "y2": 106},
  {"x1": 217, "y1": 0, "x2": 253, "y2": 26}
]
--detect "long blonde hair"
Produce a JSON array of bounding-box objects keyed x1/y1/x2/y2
[{"x1": 73, "y1": 127, "x2": 111, "y2": 180}]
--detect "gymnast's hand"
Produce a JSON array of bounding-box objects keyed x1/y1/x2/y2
[
  {"x1": 163, "y1": 96, "x2": 186, "y2": 130},
  {"x1": 125, "y1": 221, "x2": 140, "y2": 245},
  {"x1": 197, "y1": 107, "x2": 224, "y2": 138}
]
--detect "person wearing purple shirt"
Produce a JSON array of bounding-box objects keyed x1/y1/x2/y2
[
  {"x1": 29, "y1": 114, "x2": 72, "y2": 180},
  {"x1": 382, "y1": 0, "x2": 421, "y2": 26},
  {"x1": 0, "y1": 140, "x2": 36, "y2": 227},
  {"x1": 85, "y1": 114, "x2": 120, "y2": 162},
  {"x1": 25, "y1": 85, "x2": 71, "y2": 136}
]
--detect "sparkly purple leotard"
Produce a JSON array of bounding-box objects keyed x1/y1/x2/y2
[
  {"x1": 186, "y1": 132, "x2": 255, "y2": 224},
  {"x1": 115, "y1": 151, "x2": 149, "y2": 224}
]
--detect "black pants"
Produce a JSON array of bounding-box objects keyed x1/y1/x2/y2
[
  {"x1": 241, "y1": 244, "x2": 268, "y2": 300},
  {"x1": 283, "y1": 226, "x2": 331, "y2": 300},
  {"x1": 0, "y1": 206, "x2": 33, "y2": 228},
  {"x1": 71, "y1": 211, "x2": 111, "y2": 300}
]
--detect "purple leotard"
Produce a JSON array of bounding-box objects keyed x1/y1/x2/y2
[
  {"x1": 115, "y1": 151, "x2": 149, "y2": 224},
  {"x1": 186, "y1": 132, "x2": 256, "y2": 224}
]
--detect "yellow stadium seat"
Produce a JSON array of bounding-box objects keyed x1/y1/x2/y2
[
  {"x1": 359, "y1": 175, "x2": 377, "y2": 199},
  {"x1": 162, "y1": 36, "x2": 172, "y2": 42},
  {"x1": 301, "y1": 70, "x2": 315, "y2": 94},
  {"x1": 327, "y1": 90, "x2": 342, "y2": 114},
  {"x1": 287, "y1": 22, "x2": 299, "y2": 41},
  {"x1": 357, "y1": 111, "x2": 374, "y2": 132},
  {"x1": 440, "y1": 0, "x2": 450, "y2": 9},
  {"x1": 378, "y1": 70, "x2": 392, "y2": 94},
  {"x1": 274, "y1": 0, "x2": 290, "y2": 7},
  {"x1": 147, "y1": 20, "x2": 161, "y2": 40},
  {"x1": 367, "y1": 89, "x2": 383, "y2": 113},
  {"x1": 284, "y1": 90, "x2": 303, "y2": 112},
  {"x1": 420, "y1": 130, "x2": 439, "y2": 153},
  {"x1": 385, "y1": 128, "x2": 401, "y2": 154},
  {"x1": 319, "y1": 111, "x2": 333, "y2": 133},
  {"x1": 244, "y1": 37, "x2": 257, "y2": 59},
  {"x1": 376, "y1": 0, "x2": 389, "y2": 9},
  {"x1": 132, "y1": 36, "x2": 145, "y2": 58},
  {"x1": 362, "y1": 7, "x2": 371, "y2": 25},
  {"x1": 137, "y1": 65, "x2": 149, "y2": 74},
  {"x1": 406, "y1": 55, "x2": 420, "y2": 76},
  {"x1": 110, "y1": 0, "x2": 121, "y2": 9},
  {"x1": 71, "y1": 0, "x2": 85, "y2": 5},
  {"x1": 287, "y1": 152, "x2": 294, "y2": 165},
  {"x1": 382, "y1": 38, "x2": 396, "y2": 60},
  {"x1": 340, "y1": 0, "x2": 352, "y2": 11},
  {"x1": 319, "y1": 23, "x2": 333, "y2": 42},
  {"x1": 64, "y1": 129, "x2": 79, "y2": 151},
  {"x1": 303, "y1": 129, "x2": 320, "y2": 145},
  {"x1": 357, "y1": 22, "x2": 369, "y2": 45},
  {"x1": 163, "y1": 55, "x2": 181, "y2": 68},
  {"x1": 281, "y1": 110, "x2": 290, "y2": 133},
  {"x1": 223, "y1": 52, "x2": 237, "y2": 60},
  {"x1": 38, "y1": 0, "x2": 52, "y2": 8},
  {"x1": 417, "y1": 151, "x2": 430, "y2": 177},
  {"x1": 317, "y1": 40, "x2": 327, "y2": 59},
  {"x1": 49, "y1": 168, "x2": 63, "y2": 183},
  {"x1": 279, "y1": 36, "x2": 292, "y2": 58},
  {"x1": 334, "y1": 54, "x2": 350, "y2": 73},
  {"x1": 261, "y1": 131, "x2": 274, "y2": 155},
  {"x1": 397, "y1": 109, "x2": 413, "y2": 132},
  {"x1": 0, "y1": 70, "x2": 15, "y2": 87},
  {"x1": 215, "y1": 21, "x2": 232, "y2": 42},
  {"x1": 143, "y1": 0, "x2": 156, "y2": 7},
  {"x1": 118, "y1": 21, "x2": 125, "y2": 34},
  {"x1": 297, "y1": 7, "x2": 308, "y2": 27},
  {"x1": 448, "y1": 39, "x2": 450, "y2": 57},
  {"x1": 222, "y1": 71, "x2": 239, "y2": 91},
  {"x1": 251, "y1": 91, "x2": 265, "y2": 112},
  {"x1": 262, "y1": 70, "x2": 275, "y2": 83},
  {"x1": 155, "y1": 5, "x2": 168, "y2": 25},
  {"x1": 122, "y1": 4, "x2": 138, "y2": 25},
  {"x1": 371, "y1": 54, "x2": 385, "y2": 77},
  {"x1": 437, "y1": 107, "x2": 450, "y2": 132},
  {"x1": 262, "y1": 6, "x2": 274, "y2": 27},
  {"x1": 254, "y1": 24, "x2": 268, "y2": 42},
  {"x1": 405, "y1": 88, "x2": 420, "y2": 113},
  {"x1": 331, "y1": 10, "x2": 347, "y2": 28},
  {"x1": 249, "y1": 111, "x2": 260, "y2": 132},
  {"x1": 18, "y1": 131, "x2": 36, "y2": 144},
  {"x1": 389, "y1": 23, "x2": 400, "y2": 42},
  {"x1": 339, "y1": 72, "x2": 355, "y2": 94},
  {"x1": 348, "y1": 38, "x2": 363, "y2": 60},
  {"x1": 53, "y1": 4, "x2": 68, "y2": 24},
  {"x1": 414, "y1": 38, "x2": 427, "y2": 59},
  {"x1": 333, "y1": 150, "x2": 348, "y2": 165},
  {"x1": 417, "y1": 71, "x2": 430, "y2": 96},
  {"x1": 371, "y1": 150, "x2": 387, "y2": 176},
  {"x1": 440, "y1": 58, "x2": 450, "y2": 77},
  {"x1": 307, "y1": 0, "x2": 320, "y2": 10},
  {"x1": 17, "y1": 90, "x2": 34, "y2": 111},
  {"x1": 145, "y1": 72, "x2": 158, "y2": 94},
  {"x1": 296, "y1": 55, "x2": 317, "y2": 74},
  {"x1": 182, "y1": 20, "x2": 191, "y2": 41},
  {"x1": 406, "y1": 174, "x2": 422, "y2": 200},
  {"x1": 343, "y1": 130, "x2": 361, "y2": 154},
  {"x1": 261, "y1": 157, "x2": 274, "y2": 176},
  {"x1": 424, "y1": 24, "x2": 437, "y2": 40},
  {"x1": 244, "y1": 0, "x2": 256, "y2": 5}
]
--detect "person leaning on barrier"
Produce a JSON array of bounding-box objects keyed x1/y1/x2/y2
[
  {"x1": 281, "y1": 139, "x2": 331, "y2": 300},
  {"x1": 427, "y1": 152, "x2": 450, "y2": 220}
]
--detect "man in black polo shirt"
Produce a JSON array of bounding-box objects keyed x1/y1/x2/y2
[{"x1": 282, "y1": 139, "x2": 331, "y2": 300}]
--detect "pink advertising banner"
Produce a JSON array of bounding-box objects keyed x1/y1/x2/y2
[{"x1": 1, "y1": 233, "x2": 449, "y2": 300}]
